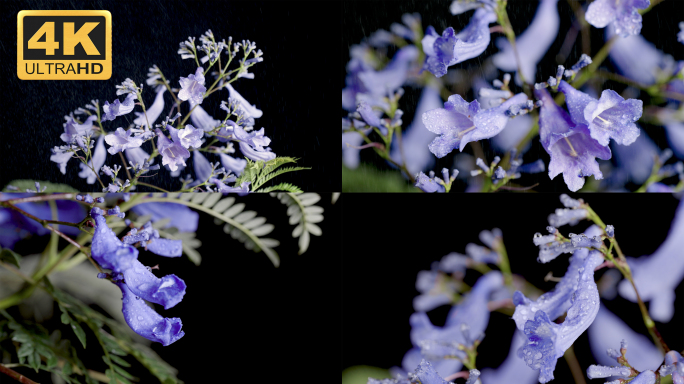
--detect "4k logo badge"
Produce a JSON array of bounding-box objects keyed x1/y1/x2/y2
[{"x1": 17, "y1": 10, "x2": 112, "y2": 80}]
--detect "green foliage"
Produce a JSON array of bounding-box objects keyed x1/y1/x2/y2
[
  {"x1": 0, "y1": 248, "x2": 22, "y2": 268},
  {"x1": 342, "y1": 165, "x2": 418, "y2": 192},
  {"x1": 160, "y1": 194, "x2": 280, "y2": 267},
  {"x1": 271, "y1": 193, "x2": 323, "y2": 254},
  {"x1": 2, "y1": 179, "x2": 79, "y2": 193},
  {"x1": 234, "y1": 157, "x2": 310, "y2": 192}
]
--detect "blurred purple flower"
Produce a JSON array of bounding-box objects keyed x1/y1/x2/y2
[
  {"x1": 133, "y1": 87, "x2": 166, "y2": 129},
  {"x1": 358, "y1": 45, "x2": 418, "y2": 97},
  {"x1": 585, "y1": 0, "x2": 649, "y2": 37},
  {"x1": 219, "y1": 153, "x2": 247, "y2": 176},
  {"x1": 422, "y1": 9, "x2": 496, "y2": 78},
  {"x1": 131, "y1": 202, "x2": 198, "y2": 233}
]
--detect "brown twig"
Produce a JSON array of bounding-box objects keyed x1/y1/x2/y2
[
  {"x1": 0, "y1": 364, "x2": 39, "y2": 384},
  {"x1": 1, "y1": 193, "x2": 74, "y2": 204}
]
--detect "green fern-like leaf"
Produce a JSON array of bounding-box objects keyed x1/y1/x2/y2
[
  {"x1": 271, "y1": 193, "x2": 324, "y2": 254},
  {"x1": 232, "y1": 157, "x2": 309, "y2": 192},
  {"x1": 253, "y1": 166, "x2": 310, "y2": 191},
  {"x1": 259, "y1": 183, "x2": 304, "y2": 193}
]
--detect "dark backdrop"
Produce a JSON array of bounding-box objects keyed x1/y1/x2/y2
[
  {"x1": 1, "y1": 0, "x2": 340, "y2": 192},
  {"x1": 341, "y1": 0, "x2": 684, "y2": 192},
  {"x1": 4, "y1": 193, "x2": 341, "y2": 382},
  {"x1": 342, "y1": 193, "x2": 684, "y2": 383}
]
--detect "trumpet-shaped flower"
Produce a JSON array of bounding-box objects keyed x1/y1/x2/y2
[
  {"x1": 125, "y1": 147, "x2": 151, "y2": 169},
  {"x1": 535, "y1": 88, "x2": 611, "y2": 192},
  {"x1": 422, "y1": 93, "x2": 528, "y2": 157},
  {"x1": 156, "y1": 128, "x2": 190, "y2": 172},
  {"x1": 585, "y1": 0, "x2": 649, "y2": 37},
  {"x1": 105, "y1": 128, "x2": 144, "y2": 155},
  {"x1": 178, "y1": 67, "x2": 206, "y2": 105},
  {"x1": 192, "y1": 150, "x2": 213, "y2": 182},
  {"x1": 210, "y1": 178, "x2": 251, "y2": 195},
  {"x1": 358, "y1": 45, "x2": 418, "y2": 97},
  {"x1": 116, "y1": 282, "x2": 184, "y2": 346},
  {"x1": 60, "y1": 115, "x2": 97, "y2": 144},
  {"x1": 225, "y1": 83, "x2": 262, "y2": 119},
  {"x1": 422, "y1": 8, "x2": 496, "y2": 78},
  {"x1": 517, "y1": 251, "x2": 603, "y2": 383},
  {"x1": 189, "y1": 101, "x2": 221, "y2": 131},
  {"x1": 102, "y1": 93, "x2": 136, "y2": 122},
  {"x1": 146, "y1": 238, "x2": 183, "y2": 258},
  {"x1": 219, "y1": 153, "x2": 247, "y2": 176},
  {"x1": 121, "y1": 259, "x2": 185, "y2": 309}
]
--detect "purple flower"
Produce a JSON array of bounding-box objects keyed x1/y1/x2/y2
[
  {"x1": 513, "y1": 248, "x2": 592, "y2": 330},
  {"x1": 102, "y1": 93, "x2": 136, "y2": 122},
  {"x1": 105, "y1": 128, "x2": 144, "y2": 155},
  {"x1": 390, "y1": 86, "x2": 442, "y2": 176},
  {"x1": 175, "y1": 124, "x2": 203, "y2": 149},
  {"x1": 189, "y1": 101, "x2": 221, "y2": 131},
  {"x1": 414, "y1": 172, "x2": 445, "y2": 193},
  {"x1": 618, "y1": 200, "x2": 684, "y2": 322},
  {"x1": 219, "y1": 153, "x2": 247, "y2": 176},
  {"x1": 225, "y1": 83, "x2": 262, "y2": 119},
  {"x1": 50, "y1": 146, "x2": 76, "y2": 174},
  {"x1": 517, "y1": 251, "x2": 603, "y2": 383},
  {"x1": 131, "y1": 202, "x2": 198, "y2": 233},
  {"x1": 133, "y1": 87, "x2": 165, "y2": 129},
  {"x1": 585, "y1": 0, "x2": 649, "y2": 37},
  {"x1": 178, "y1": 67, "x2": 207, "y2": 105},
  {"x1": 536, "y1": 88, "x2": 611, "y2": 192},
  {"x1": 679, "y1": 22, "x2": 684, "y2": 44},
  {"x1": 210, "y1": 178, "x2": 251, "y2": 195},
  {"x1": 146, "y1": 238, "x2": 183, "y2": 258},
  {"x1": 411, "y1": 360, "x2": 452, "y2": 384},
  {"x1": 342, "y1": 45, "x2": 374, "y2": 112},
  {"x1": 560, "y1": 81, "x2": 642, "y2": 146},
  {"x1": 662, "y1": 351, "x2": 684, "y2": 384},
  {"x1": 193, "y1": 150, "x2": 213, "y2": 182},
  {"x1": 358, "y1": 45, "x2": 418, "y2": 97},
  {"x1": 121, "y1": 259, "x2": 185, "y2": 309},
  {"x1": 422, "y1": 8, "x2": 496, "y2": 78},
  {"x1": 60, "y1": 115, "x2": 97, "y2": 144},
  {"x1": 234, "y1": 127, "x2": 276, "y2": 162},
  {"x1": 492, "y1": 0, "x2": 560, "y2": 84},
  {"x1": 422, "y1": 93, "x2": 528, "y2": 157},
  {"x1": 116, "y1": 282, "x2": 184, "y2": 346},
  {"x1": 90, "y1": 208, "x2": 139, "y2": 272},
  {"x1": 156, "y1": 128, "x2": 190, "y2": 172},
  {"x1": 78, "y1": 135, "x2": 106, "y2": 184},
  {"x1": 588, "y1": 307, "x2": 663, "y2": 372}
]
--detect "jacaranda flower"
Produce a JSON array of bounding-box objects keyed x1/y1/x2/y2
[
  {"x1": 90, "y1": 208, "x2": 139, "y2": 272},
  {"x1": 558, "y1": 81, "x2": 641, "y2": 146},
  {"x1": 102, "y1": 93, "x2": 136, "y2": 122},
  {"x1": 60, "y1": 116, "x2": 97, "y2": 145},
  {"x1": 192, "y1": 150, "x2": 213, "y2": 182},
  {"x1": 120, "y1": 259, "x2": 185, "y2": 309},
  {"x1": 146, "y1": 238, "x2": 183, "y2": 258},
  {"x1": 125, "y1": 147, "x2": 152, "y2": 169},
  {"x1": 225, "y1": 83, "x2": 262, "y2": 119},
  {"x1": 358, "y1": 45, "x2": 418, "y2": 98},
  {"x1": 105, "y1": 128, "x2": 144, "y2": 155},
  {"x1": 480, "y1": 332, "x2": 540, "y2": 384},
  {"x1": 535, "y1": 88, "x2": 611, "y2": 192},
  {"x1": 210, "y1": 178, "x2": 251, "y2": 195},
  {"x1": 422, "y1": 93, "x2": 528, "y2": 158},
  {"x1": 189, "y1": 101, "x2": 221, "y2": 131},
  {"x1": 116, "y1": 282, "x2": 184, "y2": 346},
  {"x1": 414, "y1": 172, "x2": 445, "y2": 193},
  {"x1": 156, "y1": 128, "x2": 190, "y2": 172},
  {"x1": 178, "y1": 67, "x2": 207, "y2": 105},
  {"x1": 517, "y1": 251, "x2": 603, "y2": 383},
  {"x1": 220, "y1": 153, "x2": 247, "y2": 176},
  {"x1": 131, "y1": 202, "x2": 199, "y2": 233},
  {"x1": 50, "y1": 145, "x2": 76, "y2": 174},
  {"x1": 585, "y1": 0, "x2": 649, "y2": 37},
  {"x1": 422, "y1": 8, "x2": 496, "y2": 78},
  {"x1": 174, "y1": 124, "x2": 204, "y2": 149}
]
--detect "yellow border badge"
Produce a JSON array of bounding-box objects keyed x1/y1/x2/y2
[{"x1": 17, "y1": 10, "x2": 112, "y2": 80}]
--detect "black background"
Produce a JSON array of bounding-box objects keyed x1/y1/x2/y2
[
  {"x1": 341, "y1": 0, "x2": 684, "y2": 192},
  {"x1": 342, "y1": 193, "x2": 684, "y2": 383},
  {"x1": 1, "y1": 0, "x2": 340, "y2": 192},
  {"x1": 22, "y1": 16, "x2": 107, "y2": 60},
  {"x1": 4, "y1": 193, "x2": 341, "y2": 382}
]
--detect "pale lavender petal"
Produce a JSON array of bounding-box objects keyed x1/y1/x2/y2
[
  {"x1": 665, "y1": 122, "x2": 684, "y2": 159},
  {"x1": 219, "y1": 153, "x2": 247, "y2": 176},
  {"x1": 390, "y1": 85, "x2": 442, "y2": 175},
  {"x1": 558, "y1": 81, "x2": 596, "y2": 126},
  {"x1": 193, "y1": 150, "x2": 213, "y2": 182},
  {"x1": 612, "y1": 129, "x2": 657, "y2": 184},
  {"x1": 189, "y1": 101, "x2": 221, "y2": 131},
  {"x1": 618, "y1": 200, "x2": 684, "y2": 321},
  {"x1": 492, "y1": 0, "x2": 560, "y2": 84},
  {"x1": 585, "y1": 0, "x2": 617, "y2": 28},
  {"x1": 342, "y1": 131, "x2": 365, "y2": 169},
  {"x1": 125, "y1": 147, "x2": 151, "y2": 169},
  {"x1": 134, "y1": 87, "x2": 166, "y2": 128},
  {"x1": 359, "y1": 45, "x2": 418, "y2": 95},
  {"x1": 463, "y1": 93, "x2": 528, "y2": 151},
  {"x1": 607, "y1": 26, "x2": 673, "y2": 85},
  {"x1": 492, "y1": 114, "x2": 533, "y2": 152},
  {"x1": 225, "y1": 83, "x2": 262, "y2": 118},
  {"x1": 584, "y1": 89, "x2": 642, "y2": 146}
]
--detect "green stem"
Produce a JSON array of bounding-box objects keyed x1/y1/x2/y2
[{"x1": 134, "y1": 181, "x2": 170, "y2": 193}]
